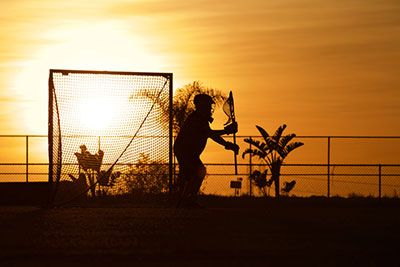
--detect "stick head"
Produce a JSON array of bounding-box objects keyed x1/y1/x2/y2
[{"x1": 223, "y1": 91, "x2": 235, "y2": 125}]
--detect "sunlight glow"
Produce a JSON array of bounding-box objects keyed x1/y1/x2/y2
[
  {"x1": 12, "y1": 21, "x2": 165, "y2": 134},
  {"x1": 78, "y1": 98, "x2": 116, "y2": 134}
]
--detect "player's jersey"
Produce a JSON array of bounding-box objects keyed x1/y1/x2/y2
[{"x1": 174, "y1": 111, "x2": 212, "y2": 160}]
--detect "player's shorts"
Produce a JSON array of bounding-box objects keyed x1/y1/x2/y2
[{"x1": 176, "y1": 156, "x2": 206, "y2": 181}]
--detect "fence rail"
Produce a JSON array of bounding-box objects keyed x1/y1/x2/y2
[{"x1": 0, "y1": 135, "x2": 399, "y2": 198}]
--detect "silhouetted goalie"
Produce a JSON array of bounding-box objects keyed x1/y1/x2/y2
[{"x1": 174, "y1": 93, "x2": 239, "y2": 208}]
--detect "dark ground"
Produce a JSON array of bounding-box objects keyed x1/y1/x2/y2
[{"x1": 0, "y1": 196, "x2": 399, "y2": 267}]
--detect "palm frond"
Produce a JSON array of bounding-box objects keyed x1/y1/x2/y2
[
  {"x1": 255, "y1": 125, "x2": 280, "y2": 151},
  {"x1": 275, "y1": 147, "x2": 286, "y2": 159},
  {"x1": 286, "y1": 141, "x2": 304, "y2": 154},
  {"x1": 260, "y1": 142, "x2": 267, "y2": 151},
  {"x1": 272, "y1": 124, "x2": 287, "y2": 143},
  {"x1": 256, "y1": 125, "x2": 270, "y2": 143},
  {"x1": 280, "y1": 141, "x2": 304, "y2": 158},
  {"x1": 244, "y1": 137, "x2": 257, "y2": 145},
  {"x1": 243, "y1": 138, "x2": 272, "y2": 157},
  {"x1": 275, "y1": 134, "x2": 296, "y2": 158},
  {"x1": 242, "y1": 139, "x2": 268, "y2": 158},
  {"x1": 242, "y1": 148, "x2": 267, "y2": 160},
  {"x1": 279, "y1": 134, "x2": 296, "y2": 149},
  {"x1": 242, "y1": 148, "x2": 254, "y2": 158},
  {"x1": 243, "y1": 138, "x2": 261, "y2": 151}
]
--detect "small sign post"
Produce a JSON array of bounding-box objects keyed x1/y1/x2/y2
[{"x1": 230, "y1": 177, "x2": 243, "y2": 196}]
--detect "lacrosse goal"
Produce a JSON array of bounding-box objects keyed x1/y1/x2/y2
[{"x1": 48, "y1": 69, "x2": 173, "y2": 205}]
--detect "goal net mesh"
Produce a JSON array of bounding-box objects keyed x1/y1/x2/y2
[{"x1": 49, "y1": 70, "x2": 172, "y2": 205}]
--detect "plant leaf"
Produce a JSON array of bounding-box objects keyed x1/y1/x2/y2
[
  {"x1": 243, "y1": 137, "x2": 271, "y2": 158},
  {"x1": 286, "y1": 141, "x2": 304, "y2": 154},
  {"x1": 273, "y1": 124, "x2": 287, "y2": 143},
  {"x1": 279, "y1": 134, "x2": 296, "y2": 149},
  {"x1": 256, "y1": 125, "x2": 270, "y2": 143},
  {"x1": 242, "y1": 148, "x2": 267, "y2": 159}
]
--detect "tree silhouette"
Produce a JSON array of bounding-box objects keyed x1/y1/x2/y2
[
  {"x1": 133, "y1": 81, "x2": 226, "y2": 134},
  {"x1": 242, "y1": 124, "x2": 304, "y2": 198},
  {"x1": 172, "y1": 81, "x2": 226, "y2": 134}
]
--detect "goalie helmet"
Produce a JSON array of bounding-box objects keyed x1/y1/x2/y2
[{"x1": 194, "y1": 94, "x2": 215, "y2": 107}]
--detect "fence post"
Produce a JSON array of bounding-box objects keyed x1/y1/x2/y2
[
  {"x1": 26, "y1": 136, "x2": 29, "y2": 183},
  {"x1": 378, "y1": 164, "x2": 382, "y2": 199},
  {"x1": 168, "y1": 74, "x2": 173, "y2": 195},
  {"x1": 327, "y1": 137, "x2": 331, "y2": 197},
  {"x1": 173, "y1": 153, "x2": 176, "y2": 186},
  {"x1": 249, "y1": 138, "x2": 252, "y2": 197}
]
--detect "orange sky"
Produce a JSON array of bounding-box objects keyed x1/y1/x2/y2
[{"x1": 1, "y1": 0, "x2": 399, "y2": 138}]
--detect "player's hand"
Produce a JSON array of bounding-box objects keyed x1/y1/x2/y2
[
  {"x1": 225, "y1": 141, "x2": 239, "y2": 155},
  {"x1": 224, "y1": 122, "x2": 238, "y2": 135}
]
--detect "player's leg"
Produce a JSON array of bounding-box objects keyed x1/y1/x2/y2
[
  {"x1": 175, "y1": 161, "x2": 191, "y2": 207},
  {"x1": 178, "y1": 163, "x2": 206, "y2": 207},
  {"x1": 188, "y1": 164, "x2": 206, "y2": 201}
]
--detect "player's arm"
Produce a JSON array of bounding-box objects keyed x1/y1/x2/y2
[
  {"x1": 210, "y1": 132, "x2": 228, "y2": 146},
  {"x1": 210, "y1": 133, "x2": 239, "y2": 155},
  {"x1": 209, "y1": 122, "x2": 239, "y2": 154},
  {"x1": 210, "y1": 121, "x2": 238, "y2": 137}
]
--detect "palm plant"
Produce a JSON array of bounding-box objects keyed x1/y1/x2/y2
[{"x1": 242, "y1": 124, "x2": 304, "y2": 198}]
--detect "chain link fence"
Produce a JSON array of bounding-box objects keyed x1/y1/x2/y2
[
  {"x1": 0, "y1": 135, "x2": 399, "y2": 198},
  {"x1": 201, "y1": 163, "x2": 400, "y2": 198}
]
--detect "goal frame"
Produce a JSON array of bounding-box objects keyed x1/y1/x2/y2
[{"x1": 48, "y1": 69, "x2": 174, "y2": 200}]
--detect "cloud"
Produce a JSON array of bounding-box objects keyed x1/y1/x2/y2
[
  {"x1": 0, "y1": 0, "x2": 399, "y2": 135},
  {"x1": 0, "y1": 96, "x2": 19, "y2": 103},
  {"x1": 106, "y1": 0, "x2": 400, "y2": 68}
]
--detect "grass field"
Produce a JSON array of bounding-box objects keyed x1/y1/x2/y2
[{"x1": 0, "y1": 196, "x2": 399, "y2": 266}]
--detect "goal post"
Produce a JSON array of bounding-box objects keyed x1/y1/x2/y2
[{"x1": 48, "y1": 69, "x2": 173, "y2": 205}]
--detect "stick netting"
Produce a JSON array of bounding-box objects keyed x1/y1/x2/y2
[{"x1": 49, "y1": 70, "x2": 171, "y2": 205}]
